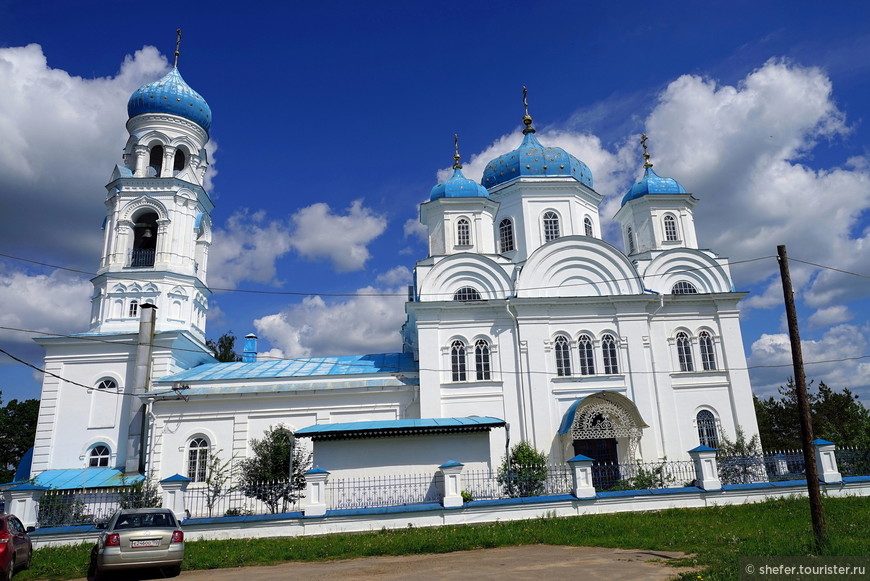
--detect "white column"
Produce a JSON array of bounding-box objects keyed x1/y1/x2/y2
[
  {"x1": 688, "y1": 446, "x2": 722, "y2": 491},
  {"x1": 568, "y1": 454, "x2": 596, "y2": 498},
  {"x1": 134, "y1": 145, "x2": 149, "y2": 177},
  {"x1": 440, "y1": 460, "x2": 464, "y2": 508},
  {"x1": 813, "y1": 439, "x2": 842, "y2": 484},
  {"x1": 303, "y1": 467, "x2": 330, "y2": 517}
]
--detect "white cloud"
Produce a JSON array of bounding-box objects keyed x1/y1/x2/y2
[
  {"x1": 0, "y1": 269, "x2": 91, "y2": 344},
  {"x1": 403, "y1": 217, "x2": 427, "y2": 242},
  {"x1": 376, "y1": 266, "x2": 412, "y2": 287},
  {"x1": 209, "y1": 210, "x2": 294, "y2": 289},
  {"x1": 807, "y1": 305, "x2": 852, "y2": 329},
  {"x1": 253, "y1": 282, "x2": 407, "y2": 358},
  {"x1": 288, "y1": 200, "x2": 387, "y2": 272}
]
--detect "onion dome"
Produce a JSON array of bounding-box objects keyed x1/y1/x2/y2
[
  {"x1": 482, "y1": 87, "x2": 593, "y2": 189},
  {"x1": 430, "y1": 135, "x2": 490, "y2": 200},
  {"x1": 127, "y1": 67, "x2": 212, "y2": 131},
  {"x1": 621, "y1": 134, "x2": 686, "y2": 206}
]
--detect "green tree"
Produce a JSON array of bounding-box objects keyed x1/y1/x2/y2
[
  {"x1": 0, "y1": 392, "x2": 40, "y2": 483},
  {"x1": 717, "y1": 426, "x2": 764, "y2": 484},
  {"x1": 118, "y1": 475, "x2": 162, "y2": 509},
  {"x1": 203, "y1": 450, "x2": 234, "y2": 517},
  {"x1": 236, "y1": 425, "x2": 311, "y2": 513},
  {"x1": 497, "y1": 441, "x2": 549, "y2": 497},
  {"x1": 206, "y1": 331, "x2": 243, "y2": 362},
  {"x1": 754, "y1": 379, "x2": 870, "y2": 450}
]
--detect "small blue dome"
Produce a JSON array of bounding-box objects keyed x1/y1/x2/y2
[
  {"x1": 621, "y1": 166, "x2": 687, "y2": 206},
  {"x1": 127, "y1": 68, "x2": 212, "y2": 131},
  {"x1": 482, "y1": 132, "x2": 593, "y2": 189},
  {"x1": 430, "y1": 167, "x2": 490, "y2": 200}
]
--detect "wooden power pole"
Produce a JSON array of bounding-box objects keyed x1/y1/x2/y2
[{"x1": 776, "y1": 244, "x2": 827, "y2": 551}]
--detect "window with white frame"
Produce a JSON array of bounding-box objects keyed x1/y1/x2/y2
[
  {"x1": 602, "y1": 334, "x2": 619, "y2": 374},
  {"x1": 456, "y1": 218, "x2": 471, "y2": 246},
  {"x1": 187, "y1": 437, "x2": 209, "y2": 482},
  {"x1": 96, "y1": 378, "x2": 117, "y2": 390},
  {"x1": 584, "y1": 216, "x2": 593, "y2": 237},
  {"x1": 696, "y1": 410, "x2": 719, "y2": 448},
  {"x1": 543, "y1": 211, "x2": 560, "y2": 242},
  {"x1": 664, "y1": 214, "x2": 679, "y2": 241},
  {"x1": 578, "y1": 334, "x2": 595, "y2": 375},
  {"x1": 499, "y1": 218, "x2": 515, "y2": 252},
  {"x1": 626, "y1": 227, "x2": 636, "y2": 254},
  {"x1": 453, "y1": 287, "x2": 482, "y2": 301},
  {"x1": 451, "y1": 340, "x2": 467, "y2": 381},
  {"x1": 89, "y1": 445, "x2": 110, "y2": 467},
  {"x1": 475, "y1": 339, "x2": 492, "y2": 381},
  {"x1": 554, "y1": 335, "x2": 571, "y2": 377},
  {"x1": 676, "y1": 331, "x2": 694, "y2": 372},
  {"x1": 672, "y1": 281, "x2": 698, "y2": 294},
  {"x1": 699, "y1": 331, "x2": 717, "y2": 371},
  {"x1": 129, "y1": 300, "x2": 139, "y2": 318}
]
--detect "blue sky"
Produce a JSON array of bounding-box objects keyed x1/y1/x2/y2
[{"x1": 1, "y1": 1, "x2": 870, "y2": 405}]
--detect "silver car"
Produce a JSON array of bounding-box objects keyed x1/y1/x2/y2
[{"x1": 89, "y1": 508, "x2": 184, "y2": 579}]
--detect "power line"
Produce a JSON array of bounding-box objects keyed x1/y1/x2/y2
[{"x1": 788, "y1": 257, "x2": 870, "y2": 280}]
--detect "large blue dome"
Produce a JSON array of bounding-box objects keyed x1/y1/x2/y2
[
  {"x1": 430, "y1": 167, "x2": 490, "y2": 200},
  {"x1": 621, "y1": 166, "x2": 687, "y2": 206},
  {"x1": 127, "y1": 68, "x2": 212, "y2": 131},
  {"x1": 482, "y1": 131, "x2": 593, "y2": 189}
]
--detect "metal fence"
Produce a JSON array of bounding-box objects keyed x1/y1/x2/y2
[
  {"x1": 462, "y1": 465, "x2": 572, "y2": 501},
  {"x1": 36, "y1": 487, "x2": 158, "y2": 527},
  {"x1": 326, "y1": 472, "x2": 443, "y2": 510},
  {"x1": 836, "y1": 447, "x2": 870, "y2": 477},
  {"x1": 184, "y1": 481, "x2": 302, "y2": 518},
  {"x1": 591, "y1": 459, "x2": 697, "y2": 490}
]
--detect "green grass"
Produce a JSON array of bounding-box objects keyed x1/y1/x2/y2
[{"x1": 18, "y1": 495, "x2": 869, "y2": 580}]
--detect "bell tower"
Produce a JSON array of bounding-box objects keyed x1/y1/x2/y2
[{"x1": 89, "y1": 32, "x2": 214, "y2": 342}]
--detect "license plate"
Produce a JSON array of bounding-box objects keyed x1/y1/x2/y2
[{"x1": 131, "y1": 539, "x2": 160, "y2": 548}]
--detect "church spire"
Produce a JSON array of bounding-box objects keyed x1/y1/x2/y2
[
  {"x1": 173, "y1": 28, "x2": 182, "y2": 68},
  {"x1": 522, "y1": 86, "x2": 536, "y2": 135},
  {"x1": 453, "y1": 133, "x2": 462, "y2": 170},
  {"x1": 641, "y1": 133, "x2": 653, "y2": 169}
]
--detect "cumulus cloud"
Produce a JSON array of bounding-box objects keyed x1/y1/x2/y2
[
  {"x1": 807, "y1": 305, "x2": 853, "y2": 329},
  {"x1": 288, "y1": 200, "x2": 387, "y2": 272},
  {"x1": 253, "y1": 281, "x2": 407, "y2": 358},
  {"x1": 208, "y1": 210, "x2": 294, "y2": 289},
  {"x1": 0, "y1": 269, "x2": 91, "y2": 345}
]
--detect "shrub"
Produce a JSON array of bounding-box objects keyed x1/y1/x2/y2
[{"x1": 497, "y1": 441, "x2": 548, "y2": 497}]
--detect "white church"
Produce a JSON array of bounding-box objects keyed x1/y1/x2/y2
[{"x1": 21, "y1": 57, "x2": 761, "y2": 489}]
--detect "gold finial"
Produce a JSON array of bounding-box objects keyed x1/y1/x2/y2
[
  {"x1": 173, "y1": 28, "x2": 182, "y2": 68},
  {"x1": 453, "y1": 134, "x2": 462, "y2": 170},
  {"x1": 640, "y1": 133, "x2": 653, "y2": 169},
  {"x1": 522, "y1": 86, "x2": 536, "y2": 134}
]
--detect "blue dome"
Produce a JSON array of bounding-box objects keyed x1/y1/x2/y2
[
  {"x1": 127, "y1": 68, "x2": 212, "y2": 131},
  {"x1": 621, "y1": 166, "x2": 687, "y2": 206},
  {"x1": 482, "y1": 132, "x2": 593, "y2": 189},
  {"x1": 430, "y1": 167, "x2": 490, "y2": 200}
]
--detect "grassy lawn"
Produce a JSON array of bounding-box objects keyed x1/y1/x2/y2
[{"x1": 18, "y1": 495, "x2": 869, "y2": 580}]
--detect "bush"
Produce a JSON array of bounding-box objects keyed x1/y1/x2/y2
[
  {"x1": 609, "y1": 461, "x2": 675, "y2": 491},
  {"x1": 118, "y1": 475, "x2": 162, "y2": 509},
  {"x1": 497, "y1": 441, "x2": 548, "y2": 497}
]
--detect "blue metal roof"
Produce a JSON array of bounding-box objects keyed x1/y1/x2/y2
[
  {"x1": 159, "y1": 352, "x2": 417, "y2": 382},
  {"x1": 296, "y1": 416, "x2": 506, "y2": 440},
  {"x1": 32, "y1": 468, "x2": 144, "y2": 490},
  {"x1": 482, "y1": 132, "x2": 593, "y2": 189},
  {"x1": 430, "y1": 167, "x2": 490, "y2": 200},
  {"x1": 128, "y1": 67, "x2": 212, "y2": 131},
  {"x1": 621, "y1": 166, "x2": 687, "y2": 206}
]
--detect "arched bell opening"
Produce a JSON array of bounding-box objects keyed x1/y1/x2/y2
[
  {"x1": 173, "y1": 149, "x2": 186, "y2": 175},
  {"x1": 147, "y1": 145, "x2": 164, "y2": 177},
  {"x1": 558, "y1": 391, "x2": 648, "y2": 489},
  {"x1": 131, "y1": 211, "x2": 158, "y2": 267}
]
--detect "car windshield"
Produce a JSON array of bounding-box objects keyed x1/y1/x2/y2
[{"x1": 114, "y1": 512, "x2": 176, "y2": 530}]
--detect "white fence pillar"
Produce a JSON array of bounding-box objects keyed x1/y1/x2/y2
[
  {"x1": 567, "y1": 454, "x2": 596, "y2": 498},
  {"x1": 303, "y1": 467, "x2": 330, "y2": 517},
  {"x1": 439, "y1": 460, "x2": 464, "y2": 508},
  {"x1": 159, "y1": 474, "x2": 191, "y2": 520},
  {"x1": 2, "y1": 484, "x2": 47, "y2": 529},
  {"x1": 688, "y1": 446, "x2": 722, "y2": 491},
  {"x1": 813, "y1": 439, "x2": 842, "y2": 483},
  {"x1": 773, "y1": 453, "x2": 789, "y2": 477}
]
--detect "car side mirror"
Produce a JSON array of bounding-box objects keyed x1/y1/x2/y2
[
  {"x1": 26, "y1": 526, "x2": 35, "y2": 533},
  {"x1": 95, "y1": 522, "x2": 107, "y2": 529}
]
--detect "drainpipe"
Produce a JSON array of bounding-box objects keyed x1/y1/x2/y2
[
  {"x1": 505, "y1": 299, "x2": 530, "y2": 443},
  {"x1": 126, "y1": 303, "x2": 157, "y2": 474}
]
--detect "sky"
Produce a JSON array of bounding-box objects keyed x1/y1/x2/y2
[{"x1": 1, "y1": 0, "x2": 870, "y2": 406}]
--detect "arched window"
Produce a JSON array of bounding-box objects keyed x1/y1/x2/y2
[
  {"x1": 697, "y1": 410, "x2": 719, "y2": 448},
  {"x1": 578, "y1": 334, "x2": 595, "y2": 375},
  {"x1": 173, "y1": 149, "x2": 186, "y2": 174},
  {"x1": 453, "y1": 287, "x2": 482, "y2": 302},
  {"x1": 602, "y1": 334, "x2": 619, "y2": 374},
  {"x1": 187, "y1": 438, "x2": 209, "y2": 482},
  {"x1": 475, "y1": 339, "x2": 491, "y2": 381},
  {"x1": 89, "y1": 445, "x2": 110, "y2": 468},
  {"x1": 664, "y1": 214, "x2": 679, "y2": 241},
  {"x1": 456, "y1": 218, "x2": 471, "y2": 246},
  {"x1": 128, "y1": 300, "x2": 139, "y2": 318},
  {"x1": 499, "y1": 218, "x2": 515, "y2": 252},
  {"x1": 543, "y1": 211, "x2": 560, "y2": 242},
  {"x1": 626, "y1": 227, "x2": 636, "y2": 254},
  {"x1": 147, "y1": 145, "x2": 164, "y2": 177},
  {"x1": 451, "y1": 340, "x2": 467, "y2": 381},
  {"x1": 131, "y1": 211, "x2": 158, "y2": 267},
  {"x1": 554, "y1": 336, "x2": 571, "y2": 377},
  {"x1": 97, "y1": 378, "x2": 117, "y2": 390},
  {"x1": 699, "y1": 331, "x2": 716, "y2": 371},
  {"x1": 672, "y1": 281, "x2": 698, "y2": 294},
  {"x1": 676, "y1": 332, "x2": 694, "y2": 372},
  {"x1": 584, "y1": 216, "x2": 593, "y2": 237}
]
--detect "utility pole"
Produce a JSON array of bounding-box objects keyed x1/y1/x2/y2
[{"x1": 776, "y1": 244, "x2": 827, "y2": 551}]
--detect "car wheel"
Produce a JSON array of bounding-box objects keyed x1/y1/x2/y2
[
  {"x1": 2, "y1": 554, "x2": 14, "y2": 581},
  {"x1": 164, "y1": 565, "x2": 182, "y2": 577},
  {"x1": 22, "y1": 548, "x2": 32, "y2": 571}
]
